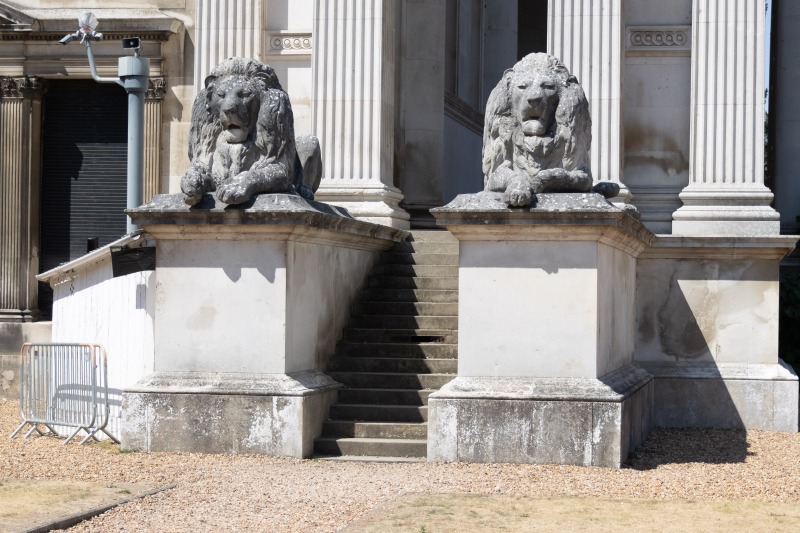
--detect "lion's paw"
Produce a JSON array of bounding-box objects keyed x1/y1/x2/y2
[
  {"x1": 502, "y1": 186, "x2": 533, "y2": 207},
  {"x1": 216, "y1": 180, "x2": 253, "y2": 205},
  {"x1": 181, "y1": 169, "x2": 208, "y2": 206}
]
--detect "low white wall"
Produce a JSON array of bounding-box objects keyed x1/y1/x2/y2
[{"x1": 49, "y1": 257, "x2": 155, "y2": 440}]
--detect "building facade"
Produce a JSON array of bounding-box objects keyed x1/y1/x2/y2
[{"x1": 0, "y1": 0, "x2": 796, "y2": 362}]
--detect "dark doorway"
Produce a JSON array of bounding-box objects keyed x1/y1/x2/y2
[
  {"x1": 518, "y1": 0, "x2": 549, "y2": 58},
  {"x1": 38, "y1": 79, "x2": 128, "y2": 317}
]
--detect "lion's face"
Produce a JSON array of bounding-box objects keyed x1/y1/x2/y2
[
  {"x1": 510, "y1": 72, "x2": 560, "y2": 137},
  {"x1": 209, "y1": 75, "x2": 261, "y2": 143}
]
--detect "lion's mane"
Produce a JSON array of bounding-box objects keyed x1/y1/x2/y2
[
  {"x1": 186, "y1": 58, "x2": 312, "y2": 199},
  {"x1": 482, "y1": 53, "x2": 592, "y2": 188}
]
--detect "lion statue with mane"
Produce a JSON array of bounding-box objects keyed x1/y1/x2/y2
[
  {"x1": 181, "y1": 58, "x2": 321, "y2": 206},
  {"x1": 482, "y1": 53, "x2": 618, "y2": 206}
]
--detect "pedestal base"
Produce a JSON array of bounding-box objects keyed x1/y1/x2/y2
[
  {"x1": 427, "y1": 365, "x2": 654, "y2": 468},
  {"x1": 121, "y1": 371, "x2": 340, "y2": 457},
  {"x1": 641, "y1": 362, "x2": 799, "y2": 431}
]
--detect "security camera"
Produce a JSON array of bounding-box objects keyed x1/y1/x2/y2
[
  {"x1": 122, "y1": 37, "x2": 141, "y2": 51},
  {"x1": 59, "y1": 32, "x2": 77, "y2": 45}
]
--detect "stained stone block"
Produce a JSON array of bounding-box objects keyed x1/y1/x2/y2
[
  {"x1": 427, "y1": 365, "x2": 653, "y2": 468},
  {"x1": 121, "y1": 372, "x2": 338, "y2": 456},
  {"x1": 642, "y1": 361, "x2": 799, "y2": 432}
]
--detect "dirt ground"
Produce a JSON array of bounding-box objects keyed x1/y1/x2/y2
[
  {"x1": 2, "y1": 398, "x2": 799, "y2": 532},
  {"x1": 343, "y1": 494, "x2": 800, "y2": 532},
  {"x1": 0, "y1": 479, "x2": 161, "y2": 533}
]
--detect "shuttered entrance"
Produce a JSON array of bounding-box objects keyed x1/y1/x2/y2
[{"x1": 38, "y1": 80, "x2": 128, "y2": 317}]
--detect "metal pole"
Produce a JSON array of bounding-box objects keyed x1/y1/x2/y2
[
  {"x1": 127, "y1": 86, "x2": 145, "y2": 233},
  {"x1": 118, "y1": 55, "x2": 149, "y2": 234}
]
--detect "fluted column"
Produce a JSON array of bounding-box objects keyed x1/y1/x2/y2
[
  {"x1": 311, "y1": 0, "x2": 409, "y2": 229},
  {"x1": 0, "y1": 77, "x2": 46, "y2": 322},
  {"x1": 672, "y1": 0, "x2": 778, "y2": 235},
  {"x1": 548, "y1": 0, "x2": 628, "y2": 201},
  {"x1": 144, "y1": 78, "x2": 166, "y2": 202},
  {"x1": 194, "y1": 0, "x2": 264, "y2": 90}
]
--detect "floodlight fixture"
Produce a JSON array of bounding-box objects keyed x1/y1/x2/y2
[{"x1": 78, "y1": 12, "x2": 98, "y2": 34}]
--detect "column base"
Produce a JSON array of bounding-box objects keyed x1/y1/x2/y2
[
  {"x1": 121, "y1": 371, "x2": 341, "y2": 457},
  {"x1": 0, "y1": 321, "x2": 51, "y2": 399},
  {"x1": 672, "y1": 187, "x2": 781, "y2": 236},
  {"x1": 427, "y1": 365, "x2": 654, "y2": 468},
  {"x1": 641, "y1": 361, "x2": 799, "y2": 431},
  {"x1": 314, "y1": 186, "x2": 411, "y2": 229}
]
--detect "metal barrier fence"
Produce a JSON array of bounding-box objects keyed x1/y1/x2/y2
[{"x1": 9, "y1": 343, "x2": 119, "y2": 445}]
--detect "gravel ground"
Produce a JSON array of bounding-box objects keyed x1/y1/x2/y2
[{"x1": 2, "y1": 398, "x2": 799, "y2": 532}]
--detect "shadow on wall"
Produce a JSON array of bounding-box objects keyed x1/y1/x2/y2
[{"x1": 636, "y1": 258, "x2": 757, "y2": 463}]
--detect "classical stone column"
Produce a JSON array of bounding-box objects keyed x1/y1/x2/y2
[
  {"x1": 672, "y1": 0, "x2": 778, "y2": 235},
  {"x1": 548, "y1": 0, "x2": 628, "y2": 201},
  {"x1": 311, "y1": 0, "x2": 410, "y2": 229},
  {"x1": 193, "y1": 0, "x2": 264, "y2": 89},
  {"x1": 144, "y1": 78, "x2": 166, "y2": 202},
  {"x1": 0, "y1": 76, "x2": 46, "y2": 322}
]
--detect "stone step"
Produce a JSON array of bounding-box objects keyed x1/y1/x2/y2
[
  {"x1": 379, "y1": 252, "x2": 458, "y2": 266},
  {"x1": 374, "y1": 264, "x2": 459, "y2": 277},
  {"x1": 353, "y1": 301, "x2": 458, "y2": 316},
  {"x1": 365, "y1": 276, "x2": 459, "y2": 290},
  {"x1": 349, "y1": 315, "x2": 458, "y2": 330},
  {"x1": 342, "y1": 329, "x2": 458, "y2": 344},
  {"x1": 329, "y1": 404, "x2": 428, "y2": 422},
  {"x1": 360, "y1": 288, "x2": 459, "y2": 303},
  {"x1": 408, "y1": 230, "x2": 458, "y2": 243},
  {"x1": 336, "y1": 342, "x2": 457, "y2": 359},
  {"x1": 327, "y1": 372, "x2": 455, "y2": 389},
  {"x1": 321, "y1": 420, "x2": 428, "y2": 439},
  {"x1": 336, "y1": 388, "x2": 433, "y2": 406},
  {"x1": 328, "y1": 357, "x2": 457, "y2": 374},
  {"x1": 314, "y1": 437, "x2": 427, "y2": 458},
  {"x1": 391, "y1": 241, "x2": 459, "y2": 254}
]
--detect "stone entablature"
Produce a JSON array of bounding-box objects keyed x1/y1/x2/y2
[
  {"x1": 626, "y1": 26, "x2": 691, "y2": 54},
  {"x1": 267, "y1": 32, "x2": 313, "y2": 56}
]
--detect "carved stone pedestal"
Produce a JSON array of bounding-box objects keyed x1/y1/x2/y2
[
  {"x1": 120, "y1": 194, "x2": 406, "y2": 456},
  {"x1": 429, "y1": 192, "x2": 654, "y2": 467}
]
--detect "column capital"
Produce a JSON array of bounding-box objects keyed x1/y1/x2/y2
[
  {"x1": 145, "y1": 77, "x2": 167, "y2": 101},
  {"x1": 0, "y1": 76, "x2": 47, "y2": 101}
]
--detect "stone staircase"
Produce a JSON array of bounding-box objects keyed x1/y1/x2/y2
[{"x1": 314, "y1": 230, "x2": 459, "y2": 460}]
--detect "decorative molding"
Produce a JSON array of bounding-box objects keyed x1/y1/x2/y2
[
  {"x1": 626, "y1": 26, "x2": 691, "y2": 55},
  {"x1": 0, "y1": 31, "x2": 172, "y2": 42},
  {"x1": 444, "y1": 91, "x2": 483, "y2": 136},
  {"x1": 0, "y1": 76, "x2": 47, "y2": 99},
  {"x1": 267, "y1": 32, "x2": 312, "y2": 56},
  {"x1": 145, "y1": 77, "x2": 166, "y2": 101}
]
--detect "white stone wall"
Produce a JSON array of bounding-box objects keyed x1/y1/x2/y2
[{"x1": 50, "y1": 259, "x2": 155, "y2": 439}]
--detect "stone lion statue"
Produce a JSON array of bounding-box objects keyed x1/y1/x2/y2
[
  {"x1": 181, "y1": 58, "x2": 322, "y2": 206},
  {"x1": 482, "y1": 53, "x2": 618, "y2": 207}
]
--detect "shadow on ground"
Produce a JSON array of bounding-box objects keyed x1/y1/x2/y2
[{"x1": 625, "y1": 428, "x2": 750, "y2": 470}]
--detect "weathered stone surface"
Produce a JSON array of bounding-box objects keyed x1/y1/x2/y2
[
  {"x1": 432, "y1": 193, "x2": 651, "y2": 247},
  {"x1": 180, "y1": 58, "x2": 320, "y2": 206},
  {"x1": 128, "y1": 193, "x2": 408, "y2": 245},
  {"x1": 636, "y1": 236, "x2": 797, "y2": 366},
  {"x1": 121, "y1": 371, "x2": 339, "y2": 457},
  {"x1": 427, "y1": 364, "x2": 653, "y2": 467},
  {"x1": 0, "y1": 322, "x2": 51, "y2": 399},
  {"x1": 640, "y1": 361, "x2": 799, "y2": 431},
  {"x1": 481, "y1": 53, "x2": 618, "y2": 207}
]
